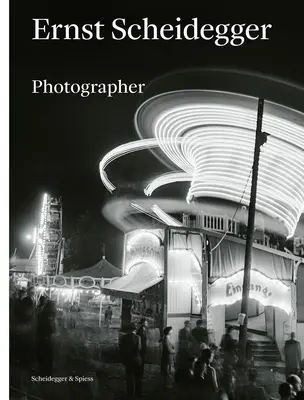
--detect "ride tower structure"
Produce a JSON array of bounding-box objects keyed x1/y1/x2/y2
[{"x1": 36, "y1": 193, "x2": 64, "y2": 276}]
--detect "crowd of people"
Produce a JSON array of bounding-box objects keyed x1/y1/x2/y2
[
  {"x1": 119, "y1": 319, "x2": 304, "y2": 400},
  {"x1": 10, "y1": 284, "x2": 304, "y2": 399},
  {"x1": 10, "y1": 286, "x2": 57, "y2": 377},
  {"x1": 10, "y1": 286, "x2": 103, "y2": 377}
]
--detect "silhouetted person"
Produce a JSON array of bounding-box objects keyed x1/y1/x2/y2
[
  {"x1": 11, "y1": 288, "x2": 27, "y2": 325},
  {"x1": 287, "y1": 374, "x2": 302, "y2": 397},
  {"x1": 221, "y1": 367, "x2": 236, "y2": 400},
  {"x1": 179, "y1": 320, "x2": 191, "y2": 348},
  {"x1": 36, "y1": 296, "x2": 56, "y2": 375},
  {"x1": 176, "y1": 320, "x2": 193, "y2": 375},
  {"x1": 136, "y1": 318, "x2": 148, "y2": 378},
  {"x1": 22, "y1": 287, "x2": 36, "y2": 324},
  {"x1": 10, "y1": 288, "x2": 27, "y2": 365},
  {"x1": 17, "y1": 286, "x2": 37, "y2": 372},
  {"x1": 161, "y1": 326, "x2": 176, "y2": 389},
  {"x1": 69, "y1": 301, "x2": 81, "y2": 328},
  {"x1": 245, "y1": 339, "x2": 254, "y2": 369},
  {"x1": 278, "y1": 382, "x2": 293, "y2": 400},
  {"x1": 237, "y1": 369, "x2": 268, "y2": 400},
  {"x1": 220, "y1": 326, "x2": 237, "y2": 371},
  {"x1": 120, "y1": 323, "x2": 142, "y2": 398},
  {"x1": 105, "y1": 305, "x2": 113, "y2": 329},
  {"x1": 191, "y1": 319, "x2": 208, "y2": 356},
  {"x1": 285, "y1": 332, "x2": 302, "y2": 378},
  {"x1": 193, "y1": 348, "x2": 218, "y2": 397}
]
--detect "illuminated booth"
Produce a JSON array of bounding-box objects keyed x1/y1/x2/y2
[
  {"x1": 208, "y1": 235, "x2": 298, "y2": 360},
  {"x1": 102, "y1": 227, "x2": 208, "y2": 351},
  {"x1": 102, "y1": 225, "x2": 299, "y2": 361}
]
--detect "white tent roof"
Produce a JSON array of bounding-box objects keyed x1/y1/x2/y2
[{"x1": 102, "y1": 262, "x2": 162, "y2": 300}]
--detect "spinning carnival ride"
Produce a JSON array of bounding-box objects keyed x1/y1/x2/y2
[
  {"x1": 97, "y1": 73, "x2": 304, "y2": 346},
  {"x1": 100, "y1": 89, "x2": 304, "y2": 239},
  {"x1": 36, "y1": 193, "x2": 64, "y2": 275}
]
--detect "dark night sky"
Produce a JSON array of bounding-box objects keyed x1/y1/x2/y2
[{"x1": 10, "y1": 4, "x2": 304, "y2": 259}]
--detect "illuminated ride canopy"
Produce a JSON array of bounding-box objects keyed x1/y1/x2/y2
[{"x1": 100, "y1": 90, "x2": 304, "y2": 238}]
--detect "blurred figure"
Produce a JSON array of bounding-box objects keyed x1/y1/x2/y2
[
  {"x1": 285, "y1": 333, "x2": 302, "y2": 378},
  {"x1": 210, "y1": 343, "x2": 222, "y2": 378},
  {"x1": 18, "y1": 288, "x2": 27, "y2": 300},
  {"x1": 136, "y1": 318, "x2": 148, "y2": 378},
  {"x1": 9, "y1": 287, "x2": 30, "y2": 400},
  {"x1": 179, "y1": 320, "x2": 191, "y2": 346},
  {"x1": 221, "y1": 367, "x2": 236, "y2": 400},
  {"x1": 287, "y1": 374, "x2": 302, "y2": 397},
  {"x1": 216, "y1": 390, "x2": 229, "y2": 400},
  {"x1": 120, "y1": 323, "x2": 142, "y2": 398},
  {"x1": 104, "y1": 305, "x2": 113, "y2": 329},
  {"x1": 25, "y1": 286, "x2": 35, "y2": 303},
  {"x1": 176, "y1": 320, "x2": 192, "y2": 371},
  {"x1": 56, "y1": 304, "x2": 64, "y2": 333},
  {"x1": 193, "y1": 348, "x2": 218, "y2": 397},
  {"x1": 161, "y1": 326, "x2": 176, "y2": 389},
  {"x1": 191, "y1": 319, "x2": 208, "y2": 356},
  {"x1": 19, "y1": 286, "x2": 37, "y2": 371},
  {"x1": 36, "y1": 295, "x2": 56, "y2": 375},
  {"x1": 69, "y1": 301, "x2": 81, "y2": 328},
  {"x1": 145, "y1": 308, "x2": 153, "y2": 318},
  {"x1": 10, "y1": 286, "x2": 37, "y2": 397},
  {"x1": 175, "y1": 327, "x2": 194, "y2": 388},
  {"x1": 278, "y1": 382, "x2": 293, "y2": 400},
  {"x1": 22, "y1": 287, "x2": 36, "y2": 324},
  {"x1": 245, "y1": 339, "x2": 254, "y2": 369},
  {"x1": 10, "y1": 288, "x2": 28, "y2": 364},
  {"x1": 237, "y1": 368, "x2": 268, "y2": 400},
  {"x1": 220, "y1": 326, "x2": 237, "y2": 372},
  {"x1": 11, "y1": 288, "x2": 27, "y2": 325},
  {"x1": 62, "y1": 301, "x2": 70, "y2": 329}
]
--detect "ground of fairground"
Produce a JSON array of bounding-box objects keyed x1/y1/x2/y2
[{"x1": 10, "y1": 314, "x2": 285, "y2": 400}]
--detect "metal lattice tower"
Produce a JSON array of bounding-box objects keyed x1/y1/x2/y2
[{"x1": 36, "y1": 194, "x2": 64, "y2": 275}]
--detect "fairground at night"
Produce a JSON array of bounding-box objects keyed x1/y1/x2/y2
[
  {"x1": 10, "y1": 7, "x2": 304, "y2": 399},
  {"x1": 10, "y1": 68, "x2": 304, "y2": 399}
]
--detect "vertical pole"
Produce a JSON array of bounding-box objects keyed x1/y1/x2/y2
[
  {"x1": 120, "y1": 234, "x2": 127, "y2": 332},
  {"x1": 99, "y1": 278, "x2": 104, "y2": 327},
  {"x1": 239, "y1": 99, "x2": 266, "y2": 364},
  {"x1": 99, "y1": 292, "x2": 103, "y2": 328},
  {"x1": 60, "y1": 196, "x2": 63, "y2": 234},
  {"x1": 162, "y1": 227, "x2": 169, "y2": 333},
  {"x1": 72, "y1": 277, "x2": 74, "y2": 303},
  {"x1": 201, "y1": 237, "x2": 208, "y2": 328}
]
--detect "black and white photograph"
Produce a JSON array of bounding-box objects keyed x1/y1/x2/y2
[{"x1": 8, "y1": 5, "x2": 304, "y2": 400}]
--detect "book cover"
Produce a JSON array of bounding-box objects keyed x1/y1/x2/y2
[{"x1": 8, "y1": 4, "x2": 304, "y2": 400}]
